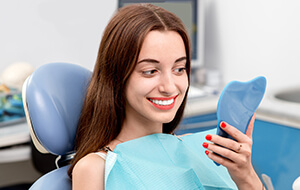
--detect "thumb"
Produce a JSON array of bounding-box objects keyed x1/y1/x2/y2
[{"x1": 245, "y1": 113, "x2": 256, "y2": 139}]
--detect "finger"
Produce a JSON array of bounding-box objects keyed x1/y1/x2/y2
[
  {"x1": 205, "y1": 149, "x2": 236, "y2": 168},
  {"x1": 245, "y1": 113, "x2": 256, "y2": 139},
  {"x1": 219, "y1": 121, "x2": 245, "y2": 142},
  {"x1": 206, "y1": 143, "x2": 239, "y2": 157},
  {"x1": 205, "y1": 134, "x2": 242, "y2": 153},
  {"x1": 204, "y1": 143, "x2": 248, "y2": 166}
]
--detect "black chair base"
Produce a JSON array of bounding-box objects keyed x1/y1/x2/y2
[{"x1": 0, "y1": 183, "x2": 31, "y2": 190}]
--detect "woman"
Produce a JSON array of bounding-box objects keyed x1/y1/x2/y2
[{"x1": 69, "y1": 4, "x2": 264, "y2": 189}]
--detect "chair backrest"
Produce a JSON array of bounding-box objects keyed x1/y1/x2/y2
[{"x1": 22, "y1": 62, "x2": 92, "y2": 189}]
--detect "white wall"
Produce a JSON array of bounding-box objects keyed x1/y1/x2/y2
[
  {"x1": 0, "y1": 0, "x2": 117, "y2": 72},
  {"x1": 2, "y1": 0, "x2": 299, "y2": 91},
  {"x1": 204, "y1": 0, "x2": 300, "y2": 90}
]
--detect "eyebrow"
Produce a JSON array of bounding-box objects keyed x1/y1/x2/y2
[
  {"x1": 137, "y1": 56, "x2": 187, "y2": 64},
  {"x1": 175, "y1": 56, "x2": 187, "y2": 63}
]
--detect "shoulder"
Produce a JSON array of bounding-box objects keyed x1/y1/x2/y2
[
  {"x1": 74, "y1": 152, "x2": 106, "y2": 173},
  {"x1": 72, "y1": 153, "x2": 106, "y2": 189}
]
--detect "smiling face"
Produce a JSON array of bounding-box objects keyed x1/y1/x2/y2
[{"x1": 124, "y1": 30, "x2": 189, "y2": 130}]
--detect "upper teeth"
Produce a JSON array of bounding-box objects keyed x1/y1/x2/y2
[{"x1": 150, "y1": 98, "x2": 174, "y2": 106}]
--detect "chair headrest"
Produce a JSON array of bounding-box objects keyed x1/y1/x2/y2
[{"x1": 23, "y1": 63, "x2": 92, "y2": 155}]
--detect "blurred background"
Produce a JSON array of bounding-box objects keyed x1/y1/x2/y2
[
  {"x1": 1, "y1": 0, "x2": 300, "y2": 90},
  {"x1": 1, "y1": 0, "x2": 300, "y2": 189}
]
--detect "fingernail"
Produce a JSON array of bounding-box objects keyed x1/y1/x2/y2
[
  {"x1": 221, "y1": 122, "x2": 227, "y2": 128},
  {"x1": 205, "y1": 135, "x2": 212, "y2": 141},
  {"x1": 205, "y1": 150, "x2": 209, "y2": 155},
  {"x1": 202, "y1": 142, "x2": 209, "y2": 148}
]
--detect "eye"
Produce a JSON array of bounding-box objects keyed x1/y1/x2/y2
[
  {"x1": 142, "y1": 69, "x2": 158, "y2": 76},
  {"x1": 173, "y1": 67, "x2": 186, "y2": 75}
]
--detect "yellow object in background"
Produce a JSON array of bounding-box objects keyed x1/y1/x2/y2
[
  {"x1": 0, "y1": 62, "x2": 35, "y2": 91},
  {"x1": 0, "y1": 62, "x2": 33, "y2": 122},
  {"x1": 0, "y1": 84, "x2": 10, "y2": 93}
]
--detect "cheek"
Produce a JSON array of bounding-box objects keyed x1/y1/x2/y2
[
  {"x1": 178, "y1": 75, "x2": 189, "y2": 93},
  {"x1": 126, "y1": 77, "x2": 156, "y2": 99}
]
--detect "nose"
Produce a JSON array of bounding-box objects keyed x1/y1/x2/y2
[{"x1": 158, "y1": 72, "x2": 177, "y2": 95}]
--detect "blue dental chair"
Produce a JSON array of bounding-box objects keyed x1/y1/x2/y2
[{"x1": 22, "y1": 62, "x2": 92, "y2": 190}]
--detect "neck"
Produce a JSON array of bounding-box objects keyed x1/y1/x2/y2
[{"x1": 116, "y1": 118, "x2": 163, "y2": 142}]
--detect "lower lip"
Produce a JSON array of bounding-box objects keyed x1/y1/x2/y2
[{"x1": 148, "y1": 97, "x2": 177, "y2": 110}]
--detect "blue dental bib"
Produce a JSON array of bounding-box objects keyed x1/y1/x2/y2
[{"x1": 104, "y1": 130, "x2": 237, "y2": 189}]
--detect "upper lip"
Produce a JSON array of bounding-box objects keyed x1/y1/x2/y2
[{"x1": 147, "y1": 95, "x2": 178, "y2": 101}]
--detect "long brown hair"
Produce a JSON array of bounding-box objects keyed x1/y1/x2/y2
[{"x1": 68, "y1": 3, "x2": 191, "y2": 177}]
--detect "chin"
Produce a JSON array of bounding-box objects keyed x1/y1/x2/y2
[{"x1": 158, "y1": 115, "x2": 176, "y2": 124}]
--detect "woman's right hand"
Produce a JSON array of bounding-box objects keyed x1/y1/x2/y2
[{"x1": 203, "y1": 114, "x2": 264, "y2": 189}]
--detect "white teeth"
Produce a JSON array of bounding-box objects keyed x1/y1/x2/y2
[{"x1": 150, "y1": 98, "x2": 174, "y2": 106}]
